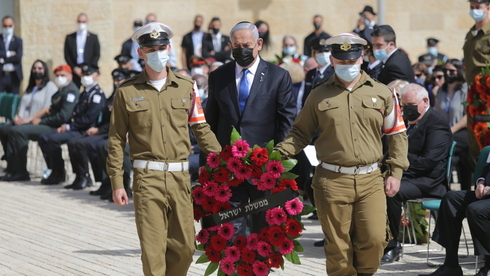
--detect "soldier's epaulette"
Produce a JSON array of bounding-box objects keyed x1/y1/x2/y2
[
  {"x1": 118, "y1": 75, "x2": 139, "y2": 87},
  {"x1": 312, "y1": 79, "x2": 328, "y2": 90},
  {"x1": 174, "y1": 72, "x2": 194, "y2": 84}
]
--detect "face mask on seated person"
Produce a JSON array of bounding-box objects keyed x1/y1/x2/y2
[
  {"x1": 55, "y1": 76, "x2": 69, "y2": 87},
  {"x1": 81, "y1": 75, "x2": 95, "y2": 87}
]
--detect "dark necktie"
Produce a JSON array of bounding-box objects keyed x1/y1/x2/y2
[
  {"x1": 312, "y1": 69, "x2": 322, "y2": 87},
  {"x1": 238, "y1": 69, "x2": 250, "y2": 113}
]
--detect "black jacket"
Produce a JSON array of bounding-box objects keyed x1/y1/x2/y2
[
  {"x1": 69, "y1": 84, "x2": 106, "y2": 131},
  {"x1": 201, "y1": 33, "x2": 231, "y2": 63},
  {"x1": 377, "y1": 49, "x2": 415, "y2": 85},
  {"x1": 40, "y1": 82, "x2": 79, "y2": 128},
  {"x1": 64, "y1": 31, "x2": 100, "y2": 69}
]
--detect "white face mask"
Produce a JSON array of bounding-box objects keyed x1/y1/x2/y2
[
  {"x1": 197, "y1": 88, "x2": 207, "y2": 100},
  {"x1": 81, "y1": 75, "x2": 95, "y2": 87},
  {"x1": 55, "y1": 76, "x2": 69, "y2": 87},
  {"x1": 334, "y1": 64, "x2": 361, "y2": 82},
  {"x1": 315, "y1": 52, "x2": 331, "y2": 67},
  {"x1": 78, "y1": 23, "x2": 87, "y2": 32},
  {"x1": 145, "y1": 50, "x2": 169, "y2": 72}
]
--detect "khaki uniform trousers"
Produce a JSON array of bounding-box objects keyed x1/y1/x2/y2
[
  {"x1": 132, "y1": 168, "x2": 195, "y2": 276},
  {"x1": 312, "y1": 167, "x2": 389, "y2": 276}
]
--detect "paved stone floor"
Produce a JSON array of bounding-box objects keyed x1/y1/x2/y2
[{"x1": 0, "y1": 176, "x2": 483, "y2": 276}]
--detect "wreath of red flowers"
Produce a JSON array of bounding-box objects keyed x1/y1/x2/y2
[
  {"x1": 468, "y1": 67, "x2": 490, "y2": 150},
  {"x1": 193, "y1": 129, "x2": 315, "y2": 276}
]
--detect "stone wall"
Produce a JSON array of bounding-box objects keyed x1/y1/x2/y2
[{"x1": 15, "y1": 0, "x2": 472, "y2": 93}]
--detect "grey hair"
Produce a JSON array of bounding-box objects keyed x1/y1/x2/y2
[
  {"x1": 230, "y1": 21, "x2": 259, "y2": 42},
  {"x1": 282, "y1": 35, "x2": 297, "y2": 46},
  {"x1": 400, "y1": 83, "x2": 429, "y2": 101}
]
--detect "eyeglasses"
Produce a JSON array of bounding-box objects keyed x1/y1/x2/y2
[
  {"x1": 432, "y1": 75, "x2": 444, "y2": 80},
  {"x1": 3, "y1": 25, "x2": 12, "y2": 28},
  {"x1": 443, "y1": 69, "x2": 457, "y2": 74},
  {"x1": 415, "y1": 73, "x2": 422, "y2": 78},
  {"x1": 32, "y1": 66, "x2": 43, "y2": 70}
]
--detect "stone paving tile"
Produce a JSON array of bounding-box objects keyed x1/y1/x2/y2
[{"x1": 0, "y1": 179, "x2": 482, "y2": 276}]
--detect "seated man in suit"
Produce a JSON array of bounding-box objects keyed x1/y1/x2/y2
[
  {"x1": 202, "y1": 17, "x2": 231, "y2": 63},
  {"x1": 371, "y1": 25, "x2": 414, "y2": 85},
  {"x1": 382, "y1": 83, "x2": 452, "y2": 263},
  {"x1": 419, "y1": 163, "x2": 490, "y2": 276},
  {"x1": 38, "y1": 64, "x2": 105, "y2": 186}
]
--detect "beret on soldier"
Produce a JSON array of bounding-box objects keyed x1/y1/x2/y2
[
  {"x1": 132, "y1": 22, "x2": 174, "y2": 47},
  {"x1": 325, "y1": 33, "x2": 367, "y2": 60},
  {"x1": 53, "y1": 64, "x2": 72, "y2": 74}
]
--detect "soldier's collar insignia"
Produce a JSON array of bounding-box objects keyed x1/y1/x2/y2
[
  {"x1": 340, "y1": 41, "x2": 352, "y2": 51},
  {"x1": 150, "y1": 29, "x2": 161, "y2": 39}
]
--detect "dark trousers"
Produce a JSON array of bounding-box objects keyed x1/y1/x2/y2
[
  {"x1": 452, "y1": 129, "x2": 474, "y2": 190},
  {"x1": 0, "y1": 72, "x2": 21, "y2": 94},
  {"x1": 0, "y1": 122, "x2": 14, "y2": 158},
  {"x1": 99, "y1": 142, "x2": 132, "y2": 192},
  {"x1": 229, "y1": 181, "x2": 269, "y2": 237},
  {"x1": 38, "y1": 130, "x2": 85, "y2": 174},
  {"x1": 6, "y1": 124, "x2": 55, "y2": 174},
  {"x1": 385, "y1": 178, "x2": 446, "y2": 252},
  {"x1": 68, "y1": 134, "x2": 107, "y2": 181},
  {"x1": 433, "y1": 190, "x2": 490, "y2": 256}
]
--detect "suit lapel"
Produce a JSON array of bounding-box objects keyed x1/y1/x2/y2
[
  {"x1": 226, "y1": 63, "x2": 240, "y2": 116},
  {"x1": 245, "y1": 60, "x2": 267, "y2": 112}
]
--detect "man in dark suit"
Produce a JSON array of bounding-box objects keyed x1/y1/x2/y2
[
  {"x1": 382, "y1": 83, "x2": 452, "y2": 263},
  {"x1": 181, "y1": 15, "x2": 205, "y2": 70},
  {"x1": 420, "y1": 165, "x2": 490, "y2": 276},
  {"x1": 202, "y1": 17, "x2": 231, "y2": 63},
  {"x1": 64, "y1": 13, "x2": 100, "y2": 88},
  {"x1": 353, "y1": 5, "x2": 377, "y2": 41},
  {"x1": 303, "y1": 15, "x2": 331, "y2": 57},
  {"x1": 371, "y1": 25, "x2": 414, "y2": 85},
  {"x1": 0, "y1": 16, "x2": 23, "y2": 94},
  {"x1": 120, "y1": 19, "x2": 143, "y2": 72},
  {"x1": 205, "y1": 21, "x2": 296, "y2": 236}
]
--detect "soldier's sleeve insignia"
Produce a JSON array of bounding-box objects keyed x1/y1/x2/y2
[{"x1": 66, "y1": 93, "x2": 76, "y2": 103}]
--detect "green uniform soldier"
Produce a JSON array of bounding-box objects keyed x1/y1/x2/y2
[
  {"x1": 274, "y1": 33, "x2": 409, "y2": 276},
  {"x1": 464, "y1": 0, "x2": 490, "y2": 162},
  {"x1": 106, "y1": 22, "x2": 221, "y2": 276}
]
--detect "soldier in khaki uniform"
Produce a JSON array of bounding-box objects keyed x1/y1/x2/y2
[
  {"x1": 464, "y1": 0, "x2": 490, "y2": 162},
  {"x1": 275, "y1": 33, "x2": 409, "y2": 276},
  {"x1": 106, "y1": 22, "x2": 221, "y2": 276}
]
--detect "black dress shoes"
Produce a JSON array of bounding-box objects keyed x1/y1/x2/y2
[
  {"x1": 64, "y1": 175, "x2": 81, "y2": 189},
  {"x1": 2, "y1": 171, "x2": 30, "y2": 182},
  {"x1": 314, "y1": 239, "x2": 325, "y2": 247},
  {"x1": 308, "y1": 212, "x2": 318, "y2": 220},
  {"x1": 42, "y1": 171, "x2": 66, "y2": 185},
  {"x1": 418, "y1": 265, "x2": 463, "y2": 276},
  {"x1": 381, "y1": 242, "x2": 402, "y2": 263},
  {"x1": 72, "y1": 174, "x2": 93, "y2": 190}
]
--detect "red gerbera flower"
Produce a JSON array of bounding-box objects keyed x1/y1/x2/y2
[
  {"x1": 279, "y1": 179, "x2": 298, "y2": 191},
  {"x1": 202, "y1": 197, "x2": 217, "y2": 212},
  {"x1": 257, "y1": 172, "x2": 277, "y2": 191},
  {"x1": 250, "y1": 165, "x2": 263, "y2": 179},
  {"x1": 259, "y1": 226, "x2": 269, "y2": 241},
  {"x1": 256, "y1": 241, "x2": 272, "y2": 257},
  {"x1": 267, "y1": 253, "x2": 284, "y2": 268},
  {"x1": 220, "y1": 258, "x2": 236, "y2": 275},
  {"x1": 198, "y1": 169, "x2": 210, "y2": 185},
  {"x1": 235, "y1": 164, "x2": 252, "y2": 180},
  {"x1": 265, "y1": 160, "x2": 285, "y2": 178},
  {"x1": 227, "y1": 178, "x2": 243, "y2": 187},
  {"x1": 213, "y1": 167, "x2": 230, "y2": 183},
  {"x1": 227, "y1": 157, "x2": 242, "y2": 173},
  {"x1": 210, "y1": 235, "x2": 227, "y2": 252},
  {"x1": 215, "y1": 184, "x2": 232, "y2": 202},
  {"x1": 252, "y1": 260, "x2": 270, "y2": 276},
  {"x1": 219, "y1": 145, "x2": 233, "y2": 161},
  {"x1": 267, "y1": 225, "x2": 286, "y2": 246},
  {"x1": 246, "y1": 233, "x2": 259, "y2": 250},
  {"x1": 196, "y1": 229, "x2": 210, "y2": 244},
  {"x1": 285, "y1": 218, "x2": 303, "y2": 237},
  {"x1": 231, "y1": 139, "x2": 250, "y2": 158},
  {"x1": 205, "y1": 247, "x2": 222, "y2": 263},
  {"x1": 241, "y1": 247, "x2": 256, "y2": 264},
  {"x1": 203, "y1": 180, "x2": 219, "y2": 197},
  {"x1": 250, "y1": 148, "x2": 269, "y2": 166},
  {"x1": 218, "y1": 223, "x2": 235, "y2": 240},
  {"x1": 265, "y1": 207, "x2": 287, "y2": 225},
  {"x1": 193, "y1": 206, "x2": 205, "y2": 222},
  {"x1": 233, "y1": 235, "x2": 247, "y2": 249},
  {"x1": 191, "y1": 186, "x2": 205, "y2": 205},
  {"x1": 284, "y1": 197, "x2": 304, "y2": 216},
  {"x1": 237, "y1": 263, "x2": 253, "y2": 276},
  {"x1": 224, "y1": 245, "x2": 241, "y2": 263},
  {"x1": 278, "y1": 237, "x2": 294, "y2": 255},
  {"x1": 212, "y1": 201, "x2": 232, "y2": 213},
  {"x1": 206, "y1": 152, "x2": 221, "y2": 168}
]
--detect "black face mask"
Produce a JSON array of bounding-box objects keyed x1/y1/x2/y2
[
  {"x1": 232, "y1": 47, "x2": 255, "y2": 68},
  {"x1": 314, "y1": 23, "x2": 321, "y2": 30},
  {"x1": 212, "y1": 28, "x2": 219, "y2": 34},
  {"x1": 194, "y1": 25, "x2": 200, "y2": 31},
  {"x1": 33, "y1": 72, "x2": 44, "y2": 80},
  {"x1": 258, "y1": 31, "x2": 266, "y2": 39},
  {"x1": 403, "y1": 105, "x2": 421, "y2": 122},
  {"x1": 445, "y1": 74, "x2": 458, "y2": 84}
]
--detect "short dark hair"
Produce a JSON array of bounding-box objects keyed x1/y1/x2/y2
[
  {"x1": 2, "y1": 15, "x2": 14, "y2": 23},
  {"x1": 372, "y1": 25, "x2": 396, "y2": 45}
]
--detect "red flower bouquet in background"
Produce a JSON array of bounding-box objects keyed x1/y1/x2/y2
[
  {"x1": 468, "y1": 67, "x2": 490, "y2": 149},
  {"x1": 193, "y1": 128, "x2": 315, "y2": 276}
]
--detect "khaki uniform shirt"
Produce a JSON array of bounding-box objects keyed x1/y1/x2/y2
[
  {"x1": 107, "y1": 69, "x2": 221, "y2": 190},
  {"x1": 275, "y1": 72, "x2": 409, "y2": 179},
  {"x1": 463, "y1": 21, "x2": 490, "y2": 83}
]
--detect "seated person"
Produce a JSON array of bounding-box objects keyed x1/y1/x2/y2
[
  {"x1": 89, "y1": 68, "x2": 132, "y2": 200},
  {"x1": 38, "y1": 64, "x2": 105, "y2": 186},
  {"x1": 0, "y1": 59, "x2": 57, "y2": 163},
  {"x1": 420, "y1": 164, "x2": 490, "y2": 276},
  {"x1": 382, "y1": 83, "x2": 452, "y2": 263},
  {"x1": 1, "y1": 65, "x2": 79, "y2": 182}
]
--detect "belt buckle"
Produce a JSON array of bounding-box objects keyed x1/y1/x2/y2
[
  {"x1": 163, "y1": 162, "x2": 169, "y2": 171},
  {"x1": 337, "y1": 165, "x2": 342, "y2": 173},
  {"x1": 354, "y1": 166, "x2": 360, "y2": 175}
]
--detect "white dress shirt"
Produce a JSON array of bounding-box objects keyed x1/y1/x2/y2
[{"x1": 76, "y1": 30, "x2": 87, "y2": 65}]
